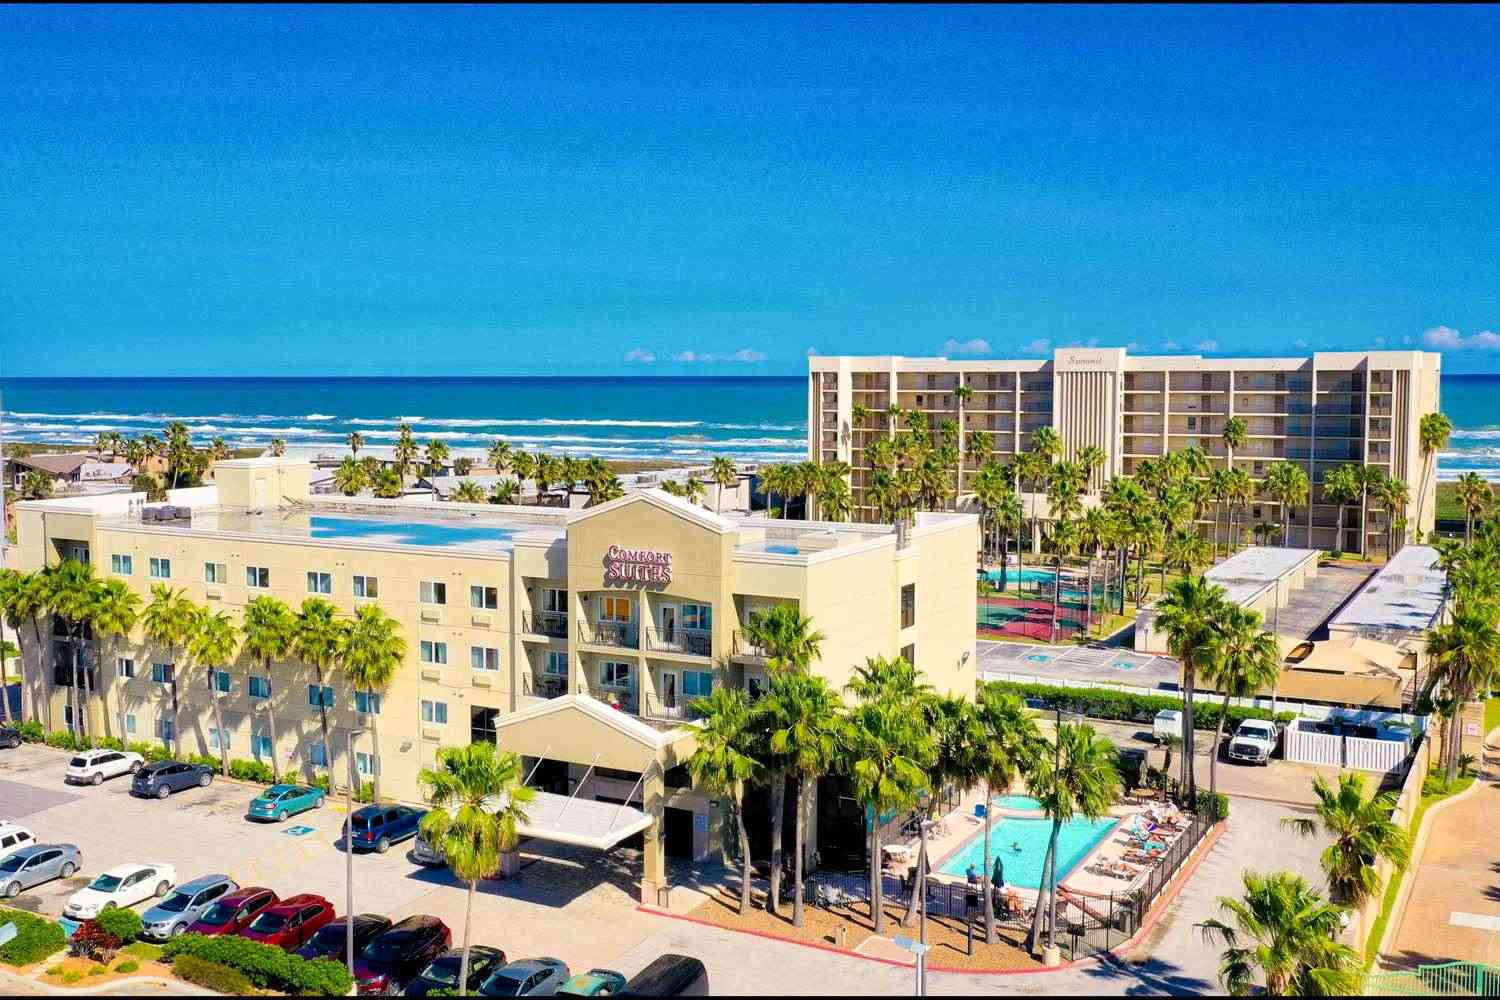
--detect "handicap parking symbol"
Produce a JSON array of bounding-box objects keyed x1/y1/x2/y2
[{"x1": 284, "y1": 825, "x2": 316, "y2": 837}]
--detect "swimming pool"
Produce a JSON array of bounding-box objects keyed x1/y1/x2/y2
[
  {"x1": 983, "y1": 568, "x2": 1059, "y2": 586},
  {"x1": 991, "y1": 794, "x2": 1044, "y2": 812},
  {"x1": 765, "y1": 544, "x2": 801, "y2": 555},
  {"x1": 309, "y1": 515, "x2": 515, "y2": 549},
  {"x1": 938, "y1": 815, "x2": 1119, "y2": 889}
]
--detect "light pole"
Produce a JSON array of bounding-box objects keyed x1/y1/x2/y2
[{"x1": 344, "y1": 727, "x2": 366, "y2": 981}]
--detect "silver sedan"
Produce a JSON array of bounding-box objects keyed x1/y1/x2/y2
[{"x1": 0, "y1": 843, "x2": 83, "y2": 898}]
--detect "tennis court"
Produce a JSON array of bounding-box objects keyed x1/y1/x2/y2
[{"x1": 977, "y1": 639, "x2": 1182, "y2": 691}]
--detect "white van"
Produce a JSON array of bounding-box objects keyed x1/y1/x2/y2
[{"x1": 1153, "y1": 709, "x2": 1183, "y2": 744}]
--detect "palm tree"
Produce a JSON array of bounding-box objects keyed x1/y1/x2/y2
[
  {"x1": 339, "y1": 604, "x2": 406, "y2": 800},
  {"x1": 1197, "y1": 870, "x2": 1359, "y2": 996},
  {"x1": 1425, "y1": 608, "x2": 1500, "y2": 780},
  {"x1": 686, "y1": 688, "x2": 762, "y2": 914},
  {"x1": 1266, "y1": 462, "x2": 1309, "y2": 550},
  {"x1": 489, "y1": 479, "x2": 521, "y2": 505},
  {"x1": 347, "y1": 431, "x2": 364, "y2": 458},
  {"x1": 241, "y1": 596, "x2": 296, "y2": 782},
  {"x1": 424, "y1": 440, "x2": 451, "y2": 477},
  {"x1": 268, "y1": 437, "x2": 287, "y2": 458},
  {"x1": 762, "y1": 671, "x2": 842, "y2": 928},
  {"x1": 1154, "y1": 576, "x2": 1229, "y2": 806},
  {"x1": 208, "y1": 436, "x2": 231, "y2": 462},
  {"x1": 1027, "y1": 722, "x2": 1120, "y2": 954},
  {"x1": 818, "y1": 475, "x2": 852, "y2": 522},
  {"x1": 974, "y1": 688, "x2": 1040, "y2": 942},
  {"x1": 372, "y1": 467, "x2": 403, "y2": 499},
  {"x1": 165, "y1": 421, "x2": 194, "y2": 488},
  {"x1": 91, "y1": 578, "x2": 141, "y2": 740},
  {"x1": 1202, "y1": 606, "x2": 1280, "y2": 799},
  {"x1": 43, "y1": 560, "x2": 100, "y2": 741},
  {"x1": 509, "y1": 452, "x2": 536, "y2": 495},
  {"x1": 583, "y1": 473, "x2": 622, "y2": 508},
  {"x1": 452, "y1": 457, "x2": 474, "y2": 477},
  {"x1": 1455, "y1": 471, "x2": 1490, "y2": 546},
  {"x1": 1416, "y1": 412, "x2": 1452, "y2": 533},
  {"x1": 19, "y1": 469, "x2": 54, "y2": 500},
  {"x1": 1322, "y1": 465, "x2": 1362, "y2": 555},
  {"x1": 760, "y1": 464, "x2": 791, "y2": 519},
  {"x1": 188, "y1": 609, "x2": 238, "y2": 776},
  {"x1": 1282, "y1": 772, "x2": 1410, "y2": 909},
  {"x1": 451, "y1": 480, "x2": 487, "y2": 504},
  {"x1": 142, "y1": 585, "x2": 197, "y2": 755},
  {"x1": 1225, "y1": 468, "x2": 1254, "y2": 553},
  {"x1": 333, "y1": 456, "x2": 368, "y2": 497},
  {"x1": 1221, "y1": 415, "x2": 1248, "y2": 479},
  {"x1": 393, "y1": 423, "x2": 419, "y2": 479},
  {"x1": 295, "y1": 598, "x2": 345, "y2": 783},
  {"x1": 0, "y1": 570, "x2": 50, "y2": 726},
  {"x1": 709, "y1": 456, "x2": 738, "y2": 514},
  {"x1": 483, "y1": 439, "x2": 510, "y2": 476},
  {"x1": 1356, "y1": 466, "x2": 1387, "y2": 560},
  {"x1": 1376, "y1": 476, "x2": 1410, "y2": 557},
  {"x1": 1207, "y1": 467, "x2": 1232, "y2": 557},
  {"x1": 419, "y1": 743, "x2": 534, "y2": 997}
]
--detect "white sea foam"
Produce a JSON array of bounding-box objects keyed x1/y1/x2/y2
[{"x1": 304, "y1": 414, "x2": 337, "y2": 421}]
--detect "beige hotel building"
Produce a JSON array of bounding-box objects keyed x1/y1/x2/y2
[
  {"x1": 9, "y1": 458, "x2": 977, "y2": 899},
  {"x1": 810, "y1": 347, "x2": 1442, "y2": 550}
]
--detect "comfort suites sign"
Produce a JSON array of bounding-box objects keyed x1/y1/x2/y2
[{"x1": 604, "y1": 545, "x2": 673, "y2": 586}]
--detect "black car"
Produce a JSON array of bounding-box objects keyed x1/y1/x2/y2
[
  {"x1": 0, "y1": 728, "x2": 20, "y2": 750},
  {"x1": 294, "y1": 913, "x2": 392, "y2": 964},
  {"x1": 130, "y1": 760, "x2": 214, "y2": 799},
  {"x1": 619, "y1": 955, "x2": 709, "y2": 997},
  {"x1": 351, "y1": 914, "x2": 451, "y2": 994},
  {"x1": 406, "y1": 945, "x2": 507, "y2": 997}
]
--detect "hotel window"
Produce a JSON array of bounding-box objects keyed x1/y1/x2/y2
[
  {"x1": 151, "y1": 662, "x2": 174, "y2": 684},
  {"x1": 122, "y1": 713, "x2": 137, "y2": 736},
  {"x1": 419, "y1": 581, "x2": 447, "y2": 605},
  {"x1": 420, "y1": 640, "x2": 448, "y2": 665},
  {"x1": 542, "y1": 588, "x2": 566, "y2": 613},
  {"x1": 355, "y1": 690, "x2": 382, "y2": 715},
  {"x1": 208, "y1": 728, "x2": 230, "y2": 752},
  {"x1": 246, "y1": 566, "x2": 271, "y2": 589},
  {"x1": 900, "y1": 584, "x2": 916, "y2": 629},
  {"x1": 421, "y1": 700, "x2": 448, "y2": 725},
  {"x1": 471, "y1": 646, "x2": 500, "y2": 671},
  {"x1": 901, "y1": 643, "x2": 916, "y2": 665},
  {"x1": 600, "y1": 661, "x2": 632, "y2": 688},
  {"x1": 149, "y1": 557, "x2": 171, "y2": 579},
  {"x1": 683, "y1": 670, "x2": 713, "y2": 698},
  {"x1": 211, "y1": 669, "x2": 231, "y2": 694},
  {"x1": 115, "y1": 657, "x2": 135, "y2": 680},
  {"x1": 544, "y1": 650, "x2": 568, "y2": 676},
  {"x1": 156, "y1": 715, "x2": 175, "y2": 742},
  {"x1": 600, "y1": 596, "x2": 632, "y2": 622},
  {"x1": 308, "y1": 684, "x2": 335, "y2": 709},
  {"x1": 352, "y1": 575, "x2": 379, "y2": 599},
  {"x1": 307, "y1": 571, "x2": 333, "y2": 595},
  {"x1": 471, "y1": 585, "x2": 499, "y2": 610},
  {"x1": 252, "y1": 733, "x2": 273, "y2": 760},
  {"x1": 204, "y1": 562, "x2": 227, "y2": 584},
  {"x1": 682, "y1": 603, "x2": 712, "y2": 631},
  {"x1": 1186, "y1": 416, "x2": 1198, "y2": 431},
  {"x1": 63, "y1": 705, "x2": 75, "y2": 727},
  {"x1": 356, "y1": 752, "x2": 379, "y2": 778},
  {"x1": 111, "y1": 554, "x2": 133, "y2": 575},
  {"x1": 248, "y1": 676, "x2": 271, "y2": 699},
  {"x1": 309, "y1": 742, "x2": 328, "y2": 767}
]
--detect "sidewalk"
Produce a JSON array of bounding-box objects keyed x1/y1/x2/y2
[{"x1": 1382, "y1": 730, "x2": 1500, "y2": 969}]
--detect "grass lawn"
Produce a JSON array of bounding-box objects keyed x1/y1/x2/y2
[
  {"x1": 120, "y1": 941, "x2": 164, "y2": 962},
  {"x1": 1485, "y1": 697, "x2": 1500, "y2": 737}
]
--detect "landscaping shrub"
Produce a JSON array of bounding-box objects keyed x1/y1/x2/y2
[
  {"x1": 174, "y1": 954, "x2": 256, "y2": 995},
  {"x1": 127, "y1": 740, "x2": 173, "y2": 763},
  {"x1": 228, "y1": 758, "x2": 274, "y2": 784},
  {"x1": 113, "y1": 960, "x2": 140, "y2": 974},
  {"x1": 88, "y1": 964, "x2": 106, "y2": 976},
  {"x1": 981, "y1": 679, "x2": 1295, "y2": 732},
  {"x1": 95, "y1": 906, "x2": 143, "y2": 944},
  {"x1": 0, "y1": 907, "x2": 68, "y2": 966},
  {"x1": 94, "y1": 736, "x2": 125, "y2": 751},
  {"x1": 17, "y1": 720, "x2": 45, "y2": 742},
  {"x1": 163, "y1": 933, "x2": 353, "y2": 996},
  {"x1": 356, "y1": 779, "x2": 375, "y2": 803},
  {"x1": 186, "y1": 753, "x2": 220, "y2": 771},
  {"x1": 68, "y1": 920, "x2": 124, "y2": 963},
  {"x1": 1195, "y1": 790, "x2": 1231, "y2": 821},
  {"x1": 44, "y1": 730, "x2": 79, "y2": 750},
  {"x1": 309, "y1": 774, "x2": 331, "y2": 793}
]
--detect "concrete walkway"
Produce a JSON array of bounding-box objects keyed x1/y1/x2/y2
[{"x1": 1382, "y1": 729, "x2": 1500, "y2": 969}]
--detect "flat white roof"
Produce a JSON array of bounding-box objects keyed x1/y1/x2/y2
[
  {"x1": 1205, "y1": 546, "x2": 1320, "y2": 605},
  {"x1": 1328, "y1": 545, "x2": 1447, "y2": 635},
  {"x1": 517, "y1": 791, "x2": 652, "y2": 851}
]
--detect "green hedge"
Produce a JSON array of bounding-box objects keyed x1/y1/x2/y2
[
  {"x1": 94, "y1": 907, "x2": 143, "y2": 944},
  {"x1": 981, "y1": 679, "x2": 1296, "y2": 732},
  {"x1": 173, "y1": 954, "x2": 255, "y2": 995},
  {"x1": 162, "y1": 933, "x2": 352, "y2": 996},
  {"x1": 229, "y1": 759, "x2": 274, "y2": 783},
  {"x1": 0, "y1": 907, "x2": 67, "y2": 966}
]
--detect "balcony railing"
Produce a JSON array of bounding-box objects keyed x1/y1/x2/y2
[
  {"x1": 642, "y1": 694, "x2": 691, "y2": 723},
  {"x1": 591, "y1": 688, "x2": 638, "y2": 714},
  {"x1": 521, "y1": 673, "x2": 567, "y2": 699},
  {"x1": 578, "y1": 620, "x2": 638, "y2": 649},
  {"x1": 522, "y1": 611, "x2": 569, "y2": 639},
  {"x1": 733, "y1": 631, "x2": 771, "y2": 661},
  {"x1": 646, "y1": 626, "x2": 713, "y2": 658}
]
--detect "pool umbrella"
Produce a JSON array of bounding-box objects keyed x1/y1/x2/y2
[{"x1": 992, "y1": 855, "x2": 1006, "y2": 889}]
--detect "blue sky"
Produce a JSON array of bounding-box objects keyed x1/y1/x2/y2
[{"x1": 3, "y1": 4, "x2": 1499, "y2": 376}]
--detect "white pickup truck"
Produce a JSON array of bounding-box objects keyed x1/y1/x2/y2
[{"x1": 1226, "y1": 719, "x2": 1279, "y2": 765}]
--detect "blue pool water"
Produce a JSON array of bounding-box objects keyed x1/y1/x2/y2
[
  {"x1": 939, "y1": 815, "x2": 1119, "y2": 888},
  {"x1": 309, "y1": 515, "x2": 515, "y2": 549},
  {"x1": 991, "y1": 794, "x2": 1044, "y2": 812},
  {"x1": 765, "y1": 544, "x2": 801, "y2": 554},
  {"x1": 983, "y1": 568, "x2": 1058, "y2": 586}
]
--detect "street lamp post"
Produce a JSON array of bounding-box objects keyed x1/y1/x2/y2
[{"x1": 344, "y1": 727, "x2": 366, "y2": 981}]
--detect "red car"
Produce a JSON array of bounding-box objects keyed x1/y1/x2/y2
[
  {"x1": 238, "y1": 893, "x2": 336, "y2": 950},
  {"x1": 187, "y1": 887, "x2": 280, "y2": 937}
]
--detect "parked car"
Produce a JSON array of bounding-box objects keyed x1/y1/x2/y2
[
  {"x1": 0, "y1": 822, "x2": 37, "y2": 860},
  {"x1": 294, "y1": 913, "x2": 391, "y2": 963},
  {"x1": 186, "y1": 886, "x2": 279, "y2": 937},
  {"x1": 352, "y1": 914, "x2": 451, "y2": 994},
  {"x1": 1152, "y1": 709, "x2": 1183, "y2": 745},
  {"x1": 557, "y1": 970, "x2": 628, "y2": 996},
  {"x1": 0, "y1": 727, "x2": 21, "y2": 750},
  {"x1": 64, "y1": 862, "x2": 175, "y2": 919},
  {"x1": 65, "y1": 748, "x2": 144, "y2": 785},
  {"x1": 140, "y1": 873, "x2": 238, "y2": 940},
  {"x1": 238, "y1": 892, "x2": 337, "y2": 950},
  {"x1": 406, "y1": 945, "x2": 507, "y2": 996},
  {"x1": 480, "y1": 958, "x2": 571, "y2": 997},
  {"x1": 245, "y1": 783, "x2": 326, "y2": 823},
  {"x1": 0, "y1": 843, "x2": 82, "y2": 898},
  {"x1": 347, "y1": 804, "x2": 425, "y2": 854},
  {"x1": 410, "y1": 829, "x2": 444, "y2": 867},
  {"x1": 131, "y1": 760, "x2": 214, "y2": 799},
  {"x1": 1226, "y1": 719, "x2": 1279, "y2": 766},
  {"x1": 617, "y1": 954, "x2": 708, "y2": 997}
]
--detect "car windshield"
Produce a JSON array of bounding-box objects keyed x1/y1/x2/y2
[
  {"x1": 308, "y1": 924, "x2": 343, "y2": 948},
  {"x1": 89, "y1": 874, "x2": 123, "y2": 892},
  {"x1": 361, "y1": 936, "x2": 410, "y2": 962},
  {"x1": 0, "y1": 855, "x2": 26, "y2": 873},
  {"x1": 249, "y1": 911, "x2": 286, "y2": 933},
  {"x1": 422, "y1": 957, "x2": 461, "y2": 986},
  {"x1": 481, "y1": 971, "x2": 526, "y2": 996},
  {"x1": 197, "y1": 902, "x2": 235, "y2": 926},
  {"x1": 157, "y1": 891, "x2": 193, "y2": 912}
]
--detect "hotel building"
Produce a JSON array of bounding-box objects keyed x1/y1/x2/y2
[
  {"x1": 810, "y1": 347, "x2": 1442, "y2": 550},
  {"x1": 9, "y1": 458, "x2": 977, "y2": 898}
]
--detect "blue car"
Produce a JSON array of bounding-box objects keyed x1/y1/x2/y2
[
  {"x1": 347, "y1": 804, "x2": 425, "y2": 854},
  {"x1": 246, "y1": 784, "x2": 327, "y2": 823},
  {"x1": 131, "y1": 760, "x2": 214, "y2": 799}
]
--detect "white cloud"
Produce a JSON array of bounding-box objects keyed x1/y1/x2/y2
[
  {"x1": 1020, "y1": 338, "x2": 1051, "y2": 356},
  {"x1": 939, "y1": 337, "x2": 993, "y2": 356},
  {"x1": 671, "y1": 348, "x2": 768, "y2": 364},
  {"x1": 624, "y1": 347, "x2": 656, "y2": 364},
  {"x1": 1162, "y1": 341, "x2": 1182, "y2": 351},
  {"x1": 1424, "y1": 325, "x2": 1500, "y2": 351},
  {"x1": 730, "y1": 348, "x2": 768, "y2": 363},
  {"x1": 1195, "y1": 340, "x2": 1220, "y2": 353}
]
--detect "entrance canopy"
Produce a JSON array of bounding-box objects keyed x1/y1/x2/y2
[{"x1": 517, "y1": 791, "x2": 652, "y2": 850}]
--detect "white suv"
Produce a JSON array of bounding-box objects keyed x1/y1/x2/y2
[
  {"x1": 66, "y1": 749, "x2": 145, "y2": 785},
  {"x1": 0, "y1": 823, "x2": 36, "y2": 859}
]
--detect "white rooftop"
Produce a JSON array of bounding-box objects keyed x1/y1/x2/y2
[
  {"x1": 1328, "y1": 545, "x2": 1447, "y2": 635},
  {"x1": 1205, "y1": 546, "x2": 1320, "y2": 605}
]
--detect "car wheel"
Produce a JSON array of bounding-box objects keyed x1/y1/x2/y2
[
  {"x1": 170, "y1": 923, "x2": 185, "y2": 938},
  {"x1": 3, "y1": 882, "x2": 17, "y2": 898},
  {"x1": 199, "y1": 773, "x2": 212, "y2": 787},
  {"x1": 128, "y1": 761, "x2": 141, "y2": 774},
  {"x1": 375, "y1": 837, "x2": 391, "y2": 854},
  {"x1": 157, "y1": 785, "x2": 171, "y2": 800},
  {"x1": 91, "y1": 772, "x2": 103, "y2": 785},
  {"x1": 314, "y1": 796, "x2": 324, "y2": 809},
  {"x1": 276, "y1": 810, "x2": 288, "y2": 823},
  {"x1": 103, "y1": 901, "x2": 116, "y2": 911},
  {"x1": 60, "y1": 862, "x2": 76, "y2": 878},
  {"x1": 155, "y1": 880, "x2": 170, "y2": 897}
]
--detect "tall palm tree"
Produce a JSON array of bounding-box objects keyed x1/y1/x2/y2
[
  {"x1": 333, "y1": 456, "x2": 368, "y2": 497},
  {"x1": 1356, "y1": 466, "x2": 1387, "y2": 560},
  {"x1": 43, "y1": 560, "x2": 100, "y2": 741},
  {"x1": 340, "y1": 604, "x2": 406, "y2": 800},
  {"x1": 509, "y1": 451, "x2": 536, "y2": 494},
  {"x1": 1202, "y1": 606, "x2": 1280, "y2": 799},
  {"x1": 762, "y1": 671, "x2": 842, "y2": 928},
  {"x1": 1376, "y1": 476, "x2": 1410, "y2": 557},
  {"x1": 1266, "y1": 462, "x2": 1309, "y2": 550},
  {"x1": 164, "y1": 421, "x2": 194, "y2": 488},
  {"x1": 1154, "y1": 576, "x2": 1229, "y2": 806},
  {"x1": 424, "y1": 440, "x2": 451, "y2": 477},
  {"x1": 188, "y1": 609, "x2": 238, "y2": 776},
  {"x1": 91, "y1": 578, "x2": 141, "y2": 739},
  {"x1": 1207, "y1": 467, "x2": 1233, "y2": 557},
  {"x1": 0, "y1": 570, "x2": 49, "y2": 726},
  {"x1": 1416, "y1": 412, "x2": 1453, "y2": 533},
  {"x1": 419, "y1": 743, "x2": 534, "y2": 997},
  {"x1": 20, "y1": 469, "x2": 55, "y2": 501},
  {"x1": 1224, "y1": 468, "x2": 1254, "y2": 553},
  {"x1": 295, "y1": 598, "x2": 345, "y2": 783},
  {"x1": 347, "y1": 431, "x2": 364, "y2": 458},
  {"x1": 1221, "y1": 415, "x2": 1248, "y2": 480},
  {"x1": 817, "y1": 475, "x2": 852, "y2": 523},
  {"x1": 686, "y1": 688, "x2": 762, "y2": 914},
  {"x1": 372, "y1": 466, "x2": 403, "y2": 499},
  {"x1": 489, "y1": 479, "x2": 521, "y2": 506},
  {"x1": 1282, "y1": 773, "x2": 1410, "y2": 909},
  {"x1": 241, "y1": 596, "x2": 296, "y2": 782},
  {"x1": 208, "y1": 436, "x2": 231, "y2": 462},
  {"x1": 1196, "y1": 870, "x2": 1359, "y2": 996},
  {"x1": 486, "y1": 439, "x2": 512, "y2": 475},
  {"x1": 1425, "y1": 608, "x2": 1500, "y2": 780},
  {"x1": 268, "y1": 437, "x2": 287, "y2": 458},
  {"x1": 709, "y1": 456, "x2": 738, "y2": 514},
  {"x1": 1077, "y1": 444, "x2": 1107, "y2": 494},
  {"x1": 1455, "y1": 471, "x2": 1490, "y2": 546},
  {"x1": 392, "y1": 423, "x2": 418, "y2": 479},
  {"x1": 1322, "y1": 465, "x2": 1362, "y2": 555},
  {"x1": 142, "y1": 585, "x2": 197, "y2": 755},
  {"x1": 974, "y1": 688, "x2": 1040, "y2": 942},
  {"x1": 583, "y1": 473, "x2": 622, "y2": 508},
  {"x1": 451, "y1": 480, "x2": 487, "y2": 504},
  {"x1": 1027, "y1": 722, "x2": 1120, "y2": 953}
]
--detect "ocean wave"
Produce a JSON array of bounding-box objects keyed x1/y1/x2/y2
[{"x1": 304, "y1": 414, "x2": 337, "y2": 421}]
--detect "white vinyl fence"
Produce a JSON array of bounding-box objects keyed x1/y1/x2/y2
[{"x1": 1282, "y1": 718, "x2": 1413, "y2": 774}]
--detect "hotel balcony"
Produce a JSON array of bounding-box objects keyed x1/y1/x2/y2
[
  {"x1": 731, "y1": 631, "x2": 771, "y2": 664},
  {"x1": 578, "y1": 619, "x2": 639, "y2": 649},
  {"x1": 521, "y1": 610, "x2": 569, "y2": 639},
  {"x1": 641, "y1": 694, "x2": 690, "y2": 724},
  {"x1": 520, "y1": 673, "x2": 567, "y2": 700},
  {"x1": 645, "y1": 626, "x2": 712, "y2": 658},
  {"x1": 590, "y1": 687, "x2": 639, "y2": 715}
]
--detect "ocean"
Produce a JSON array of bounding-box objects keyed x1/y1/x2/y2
[{"x1": 1, "y1": 373, "x2": 1496, "y2": 478}]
